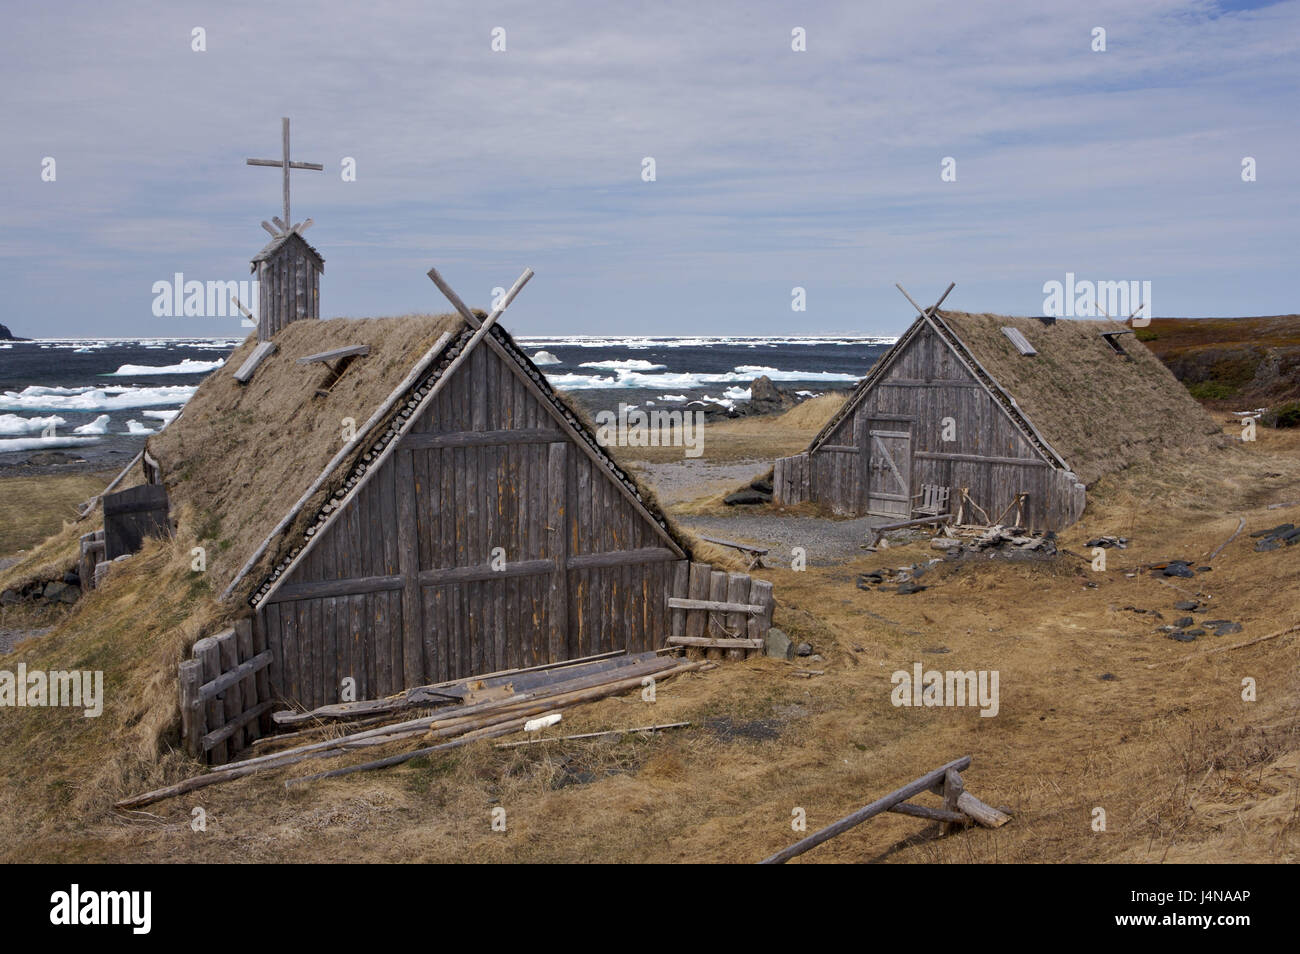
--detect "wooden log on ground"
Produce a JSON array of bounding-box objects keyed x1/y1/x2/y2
[
  {"x1": 866, "y1": 513, "x2": 952, "y2": 549},
  {"x1": 759, "y1": 756, "x2": 973, "y2": 864},
  {"x1": 956, "y1": 791, "x2": 1011, "y2": 828},
  {"x1": 493, "y1": 722, "x2": 690, "y2": 748},
  {"x1": 941, "y1": 768, "x2": 965, "y2": 836},
  {"x1": 115, "y1": 660, "x2": 705, "y2": 810},
  {"x1": 887, "y1": 801, "x2": 967, "y2": 825}
]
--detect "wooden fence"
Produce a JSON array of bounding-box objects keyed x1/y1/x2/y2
[
  {"x1": 179, "y1": 619, "x2": 274, "y2": 764},
  {"x1": 666, "y1": 561, "x2": 774, "y2": 660}
]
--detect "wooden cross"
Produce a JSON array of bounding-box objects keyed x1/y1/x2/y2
[
  {"x1": 896, "y1": 282, "x2": 956, "y2": 322},
  {"x1": 246, "y1": 117, "x2": 323, "y2": 236}
]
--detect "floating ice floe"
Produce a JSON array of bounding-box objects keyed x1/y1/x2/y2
[
  {"x1": 143, "y1": 409, "x2": 180, "y2": 425},
  {"x1": 0, "y1": 435, "x2": 99, "y2": 453},
  {"x1": 0, "y1": 413, "x2": 68, "y2": 435},
  {"x1": 0, "y1": 384, "x2": 196, "y2": 412},
  {"x1": 124, "y1": 420, "x2": 156, "y2": 435},
  {"x1": 74, "y1": 415, "x2": 111, "y2": 435},
  {"x1": 577, "y1": 359, "x2": 668, "y2": 372},
  {"x1": 107, "y1": 358, "x2": 224, "y2": 376},
  {"x1": 531, "y1": 350, "x2": 562, "y2": 366}
]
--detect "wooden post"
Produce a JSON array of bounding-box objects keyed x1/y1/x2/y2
[
  {"x1": 940, "y1": 768, "x2": 965, "y2": 835},
  {"x1": 684, "y1": 563, "x2": 711, "y2": 658},
  {"x1": 725, "y1": 573, "x2": 749, "y2": 661},
  {"x1": 747, "y1": 579, "x2": 774, "y2": 659},
  {"x1": 668, "y1": 561, "x2": 688, "y2": 647},
  {"x1": 235, "y1": 619, "x2": 260, "y2": 744},
  {"x1": 194, "y1": 637, "x2": 226, "y2": 765},
  {"x1": 707, "y1": 570, "x2": 728, "y2": 662},
  {"x1": 546, "y1": 442, "x2": 569, "y2": 663},
  {"x1": 178, "y1": 659, "x2": 204, "y2": 759},
  {"x1": 217, "y1": 630, "x2": 243, "y2": 755},
  {"x1": 251, "y1": 614, "x2": 274, "y2": 733}
]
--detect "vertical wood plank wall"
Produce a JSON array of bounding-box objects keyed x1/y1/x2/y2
[
  {"x1": 256, "y1": 237, "x2": 321, "y2": 341},
  {"x1": 256, "y1": 342, "x2": 681, "y2": 709},
  {"x1": 775, "y1": 325, "x2": 1085, "y2": 530}
]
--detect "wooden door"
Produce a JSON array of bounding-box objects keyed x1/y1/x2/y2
[{"x1": 866, "y1": 426, "x2": 911, "y2": 518}]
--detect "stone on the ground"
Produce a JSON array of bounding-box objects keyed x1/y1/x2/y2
[
  {"x1": 764, "y1": 628, "x2": 794, "y2": 660},
  {"x1": 749, "y1": 476, "x2": 774, "y2": 495},
  {"x1": 0, "y1": 589, "x2": 18, "y2": 605},
  {"x1": 1167, "y1": 630, "x2": 1199, "y2": 642},
  {"x1": 1212, "y1": 621, "x2": 1243, "y2": 636},
  {"x1": 724, "y1": 489, "x2": 770, "y2": 506},
  {"x1": 1173, "y1": 600, "x2": 1200, "y2": 611},
  {"x1": 795, "y1": 642, "x2": 813, "y2": 657},
  {"x1": 896, "y1": 582, "x2": 927, "y2": 595},
  {"x1": 43, "y1": 581, "x2": 79, "y2": 604}
]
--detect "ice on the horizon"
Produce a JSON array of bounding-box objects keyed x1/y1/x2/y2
[
  {"x1": 542, "y1": 365, "x2": 858, "y2": 391},
  {"x1": 531, "y1": 350, "x2": 562, "y2": 366},
  {"x1": 107, "y1": 358, "x2": 224, "y2": 376},
  {"x1": 577, "y1": 359, "x2": 668, "y2": 372},
  {"x1": 0, "y1": 384, "x2": 196, "y2": 412},
  {"x1": 517, "y1": 335, "x2": 898, "y2": 348},
  {"x1": 74, "y1": 414, "x2": 111, "y2": 435}
]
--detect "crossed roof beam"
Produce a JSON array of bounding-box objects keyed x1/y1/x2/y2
[{"x1": 896, "y1": 282, "x2": 956, "y2": 322}]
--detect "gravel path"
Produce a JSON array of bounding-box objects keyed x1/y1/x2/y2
[
  {"x1": 677, "y1": 512, "x2": 888, "y2": 566},
  {"x1": 629, "y1": 459, "x2": 770, "y2": 506}
]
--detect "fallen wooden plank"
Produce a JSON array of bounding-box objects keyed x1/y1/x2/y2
[
  {"x1": 699, "y1": 535, "x2": 769, "y2": 555},
  {"x1": 233, "y1": 341, "x2": 277, "y2": 384},
  {"x1": 667, "y1": 636, "x2": 763, "y2": 650},
  {"x1": 202, "y1": 701, "x2": 275, "y2": 752},
  {"x1": 888, "y1": 801, "x2": 967, "y2": 825},
  {"x1": 667, "y1": 597, "x2": 765, "y2": 614},
  {"x1": 1147, "y1": 621, "x2": 1300, "y2": 669},
  {"x1": 296, "y1": 344, "x2": 370, "y2": 365},
  {"x1": 759, "y1": 756, "x2": 973, "y2": 864}
]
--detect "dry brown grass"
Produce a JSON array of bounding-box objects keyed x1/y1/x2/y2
[
  {"x1": 1, "y1": 413, "x2": 1296, "y2": 863},
  {"x1": 0, "y1": 471, "x2": 116, "y2": 558}
]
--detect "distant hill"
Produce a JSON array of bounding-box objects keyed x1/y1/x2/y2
[
  {"x1": 0, "y1": 322, "x2": 26, "y2": 341},
  {"x1": 1138, "y1": 316, "x2": 1300, "y2": 424}
]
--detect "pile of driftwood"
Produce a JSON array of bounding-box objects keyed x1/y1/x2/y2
[{"x1": 117, "y1": 649, "x2": 704, "y2": 810}]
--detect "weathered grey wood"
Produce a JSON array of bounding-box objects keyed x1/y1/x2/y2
[
  {"x1": 198, "y1": 650, "x2": 273, "y2": 702},
  {"x1": 888, "y1": 801, "x2": 967, "y2": 825},
  {"x1": 178, "y1": 659, "x2": 204, "y2": 759},
  {"x1": 267, "y1": 574, "x2": 404, "y2": 604},
  {"x1": 956, "y1": 791, "x2": 1012, "y2": 828},
  {"x1": 759, "y1": 756, "x2": 973, "y2": 864},
  {"x1": 216, "y1": 630, "x2": 244, "y2": 754},
  {"x1": 103, "y1": 484, "x2": 170, "y2": 560},
  {"x1": 747, "y1": 579, "x2": 774, "y2": 658},
  {"x1": 251, "y1": 614, "x2": 274, "y2": 733},
  {"x1": 194, "y1": 637, "x2": 227, "y2": 765},
  {"x1": 395, "y1": 449, "x2": 423, "y2": 687},
  {"x1": 401, "y1": 427, "x2": 564, "y2": 450},
  {"x1": 668, "y1": 597, "x2": 766, "y2": 614},
  {"x1": 566, "y1": 547, "x2": 677, "y2": 570},
  {"x1": 685, "y1": 563, "x2": 710, "y2": 642},
  {"x1": 725, "y1": 573, "x2": 749, "y2": 661},
  {"x1": 233, "y1": 619, "x2": 260, "y2": 743},
  {"x1": 201, "y1": 701, "x2": 275, "y2": 752},
  {"x1": 669, "y1": 561, "x2": 689, "y2": 644},
  {"x1": 941, "y1": 768, "x2": 965, "y2": 836},
  {"x1": 296, "y1": 344, "x2": 370, "y2": 365},
  {"x1": 234, "y1": 341, "x2": 277, "y2": 384},
  {"x1": 706, "y1": 571, "x2": 728, "y2": 661},
  {"x1": 547, "y1": 442, "x2": 568, "y2": 664}
]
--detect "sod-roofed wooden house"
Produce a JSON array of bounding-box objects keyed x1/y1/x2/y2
[
  {"x1": 774, "y1": 306, "x2": 1222, "y2": 530},
  {"x1": 148, "y1": 286, "x2": 773, "y2": 739}
]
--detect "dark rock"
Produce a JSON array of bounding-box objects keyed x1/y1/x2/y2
[
  {"x1": 1212, "y1": 621, "x2": 1243, "y2": 636},
  {"x1": 1183, "y1": 628, "x2": 1206, "y2": 637},
  {"x1": 749, "y1": 476, "x2": 773, "y2": 495},
  {"x1": 0, "y1": 322, "x2": 26, "y2": 341},
  {"x1": 1250, "y1": 523, "x2": 1293, "y2": 538},
  {"x1": 62, "y1": 570, "x2": 81, "y2": 587},
  {"x1": 795, "y1": 642, "x2": 813, "y2": 657},
  {"x1": 1174, "y1": 616, "x2": 1195, "y2": 628},
  {"x1": 1167, "y1": 630, "x2": 1199, "y2": 642},
  {"x1": 1173, "y1": 600, "x2": 1200, "y2": 611},
  {"x1": 42, "y1": 581, "x2": 79, "y2": 604},
  {"x1": 1197, "y1": 566, "x2": 1212, "y2": 572},
  {"x1": 896, "y1": 582, "x2": 927, "y2": 595},
  {"x1": 1256, "y1": 540, "x2": 1282, "y2": 552},
  {"x1": 747, "y1": 375, "x2": 795, "y2": 414},
  {"x1": 1163, "y1": 564, "x2": 1195, "y2": 578},
  {"x1": 723, "y1": 489, "x2": 770, "y2": 506},
  {"x1": 1099, "y1": 673, "x2": 1117, "y2": 681},
  {"x1": 0, "y1": 589, "x2": 19, "y2": 605},
  {"x1": 923, "y1": 646, "x2": 951, "y2": 654}
]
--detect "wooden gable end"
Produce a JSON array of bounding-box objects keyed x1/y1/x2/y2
[{"x1": 258, "y1": 339, "x2": 684, "y2": 707}]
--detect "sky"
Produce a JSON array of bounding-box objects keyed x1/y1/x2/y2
[{"x1": 1, "y1": 0, "x2": 1297, "y2": 338}]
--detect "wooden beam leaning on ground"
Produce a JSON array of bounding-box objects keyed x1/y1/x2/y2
[
  {"x1": 865, "y1": 513, "x2": 952, "y2": 550},
  {"x1": 115, "y1": 657, "x2": 705, "y2": 809},
  {"x1": 759, "y1": 756, "x2": 1010, "y2": 864}
]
